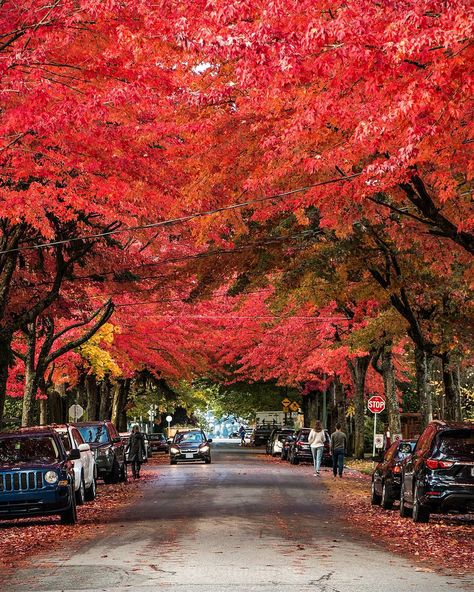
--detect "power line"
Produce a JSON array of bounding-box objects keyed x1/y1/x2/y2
[{"x1": 0, "y1": 173, "x2": 361, "y2": 256}]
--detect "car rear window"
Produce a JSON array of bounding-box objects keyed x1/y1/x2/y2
[
  {"x1": 77, "y1": 425, "x2": 110, "y2": 444},
  {"x1": 0, "y1": 436, "x2": 60, "y2": 464},
  {"x1": 298, "y1": 432, "x2": 310, "y2": 442},
  {"x1": 436, "y1": 429, "x2": 474, "y2": 460}
]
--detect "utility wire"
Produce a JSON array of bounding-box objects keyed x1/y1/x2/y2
[{"x1": 0, "y1": 173, "x2": 361, "y2": 256}]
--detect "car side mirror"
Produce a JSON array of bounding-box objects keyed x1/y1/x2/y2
[
  {"x1": 68, "y1": 449, "x2": 81, "y2": 461},
  {"x1": 78, "y1": 443, "x2": 90, "y2": 453},
  {"x1": 112, "y1": 437, "x2": 122, "y2": 443},
  {"x1": 207, "y1": 438, "x2": 213, "y2": 443}
]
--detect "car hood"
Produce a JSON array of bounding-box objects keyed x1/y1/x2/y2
[{"x1": 0, "y1": 460, "x2": 63, "y2": 471}]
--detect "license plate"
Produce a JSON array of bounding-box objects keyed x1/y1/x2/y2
[{"x1": 185, "y1": 453, "x2": 194, "y2": 459}]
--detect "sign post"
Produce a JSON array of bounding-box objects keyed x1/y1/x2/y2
[
  {"x1": 367, "y1": 396, "x2": 386, "y2": 456},
  {"x1": 69, "y1": 404, "x2": 84, "y2": 422}
]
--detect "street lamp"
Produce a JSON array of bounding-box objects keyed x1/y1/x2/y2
[{"x1": 166, "y1": 415, "x2": 173, "y2": 438}]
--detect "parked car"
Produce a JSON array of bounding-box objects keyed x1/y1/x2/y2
[
  {"x1": 288, "y1": 428, "x2": 331, "y2": 465},
  {"x1": 266, "y1": 427, "x2": 295, "y2": 456},
  {"x1": 74, "y1": 421, "x2": 127, "y2": 484},
  {"x1": 281, "y1": 433, "x2": 295, "y2": 461},
  {"x1": 53, "y1": 424, "x2": 97, "y2": 504},
  {"x1": 244, "y1": 428, "x2": 253, "y2": 444},
  {"x1": 251, "y1": 425, "x2": 274, "y2": 446},
  {"x1": 147, "y1": 433, "x2": 169, "y2": 454},
  {"x1": 400, "y1": 421, "x2": 474, "y2": 522},
  {"x1": 0, "y1": 427, "x2": 78, "y2": 524},
  {"x1": 169, "y1": 429, "x2": 212, "y2": 464},
  {"x1": 371, "y1": 439, "x2": 416, "y2": 509}
]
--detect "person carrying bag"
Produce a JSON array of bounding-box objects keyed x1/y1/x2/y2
[{"x1": 308, "y1": 420, "x2": 326, "y2": 476}]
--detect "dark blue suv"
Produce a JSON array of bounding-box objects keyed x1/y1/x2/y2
[{"x1": 0, "y1": 428, "x2": 78, "y2": 524}]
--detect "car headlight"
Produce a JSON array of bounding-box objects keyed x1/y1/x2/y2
[
  {"x1": 44, "y1": 471, "x2": 59, "y2": 484},
  {"x1": 170, "y1": 446, "x2": 180, "y2": 454},
  {"x1": 200, "y1": 445, "x2": 210, "y2": 453}
]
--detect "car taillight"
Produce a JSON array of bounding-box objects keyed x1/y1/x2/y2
[
  {"x1": 426, "y1": 459, "x2": 454, "y2": 469},
  {"x1": 297, "y1": 441, "x2": 304, "y2": 448},
  {"x1": 393, "y1": 465, "x2": 401, "y2": 474}
]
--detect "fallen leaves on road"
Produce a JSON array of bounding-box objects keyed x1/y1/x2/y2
[
  {"x1": 0, "y1": 454, "x2": 166, "y2": 571},
  {"x1": 265, "y1": 454, "x2": 474, "y2": 575}
]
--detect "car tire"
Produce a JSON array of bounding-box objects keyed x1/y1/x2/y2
[
  {"x1": 205, "y1": 458, "x2": 211, "y2": 464},
  {"x1": 170, "y1": 459, "x2": 177, "y2": 465},
  {"x1": 371, "y1": 480, "x2": 382, "y2": 505},
  {"x1": 61, "y1": 489, "x2": 78, "y2": 525},
  {"x1": 381, "y1": 482, "x2": 393, "y2": 510},
  {"x1": 399, "y1": 483, "x2": 411, "y2": 518},
  {"x1": 412, "y1": 483, "x2": 430, "y2": 523},
  {"x1": 104, "y1": 458, "x2": 120, "y2": 484},
  {"x1": 119, "y1": 462, "x2": 128, "y2": 483},
  {"x1": 85, "y1": 477, "x2": 97, "y2": 502},
  {"x1": 75, "y1": 475, "x2": 86, "y2": 506},
  {"x1": 292, "y1": 454, "x2": 299, "y2": 465}
]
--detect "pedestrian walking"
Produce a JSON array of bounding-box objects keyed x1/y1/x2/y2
[
  {"x1": 330, "y1": 423, "x2": 347, "y2": 478},
  {"x1": 308, "y1": 420, "x2": 326, "y2": 476},
  {"x1": 239, "y1": 424, "x2": 246, "y2": 446},
  {"x1": 127, "y1": 425, "x2": 146, "y2": 479}
]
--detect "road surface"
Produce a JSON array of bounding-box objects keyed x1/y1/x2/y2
[{"x1": 3, "y1": 442, "x2": 472, "y2": 592}]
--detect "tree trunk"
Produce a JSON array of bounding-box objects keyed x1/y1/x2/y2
[
  {"x1": 414, "y1": 345, "x2": 434, "y2": 427},
  {"x1": 99, "y1": 377, "x2": 112, "y2": 420},
  {"x1": 348, "y1": 355, "x2": 371, "y2": 459},
  {"x1": 111, "y1": 379, "x2": 130, "y2": 431},
  {"x1": 0, "y1": 327, "x2": 13, "y2": 429},
  {"x1": 22, "y1": 323, "x2": 39, "y2": 427},
  {"x1": 39, "y1": 398, "x2": 47, "y2": 425},
  {"x1": 86, "y1": 374, "x2": 98, "y2": 420},
  {"x1": 381, "y1": 345, "x2": 401, "y2": 436},
  {"x1": 302, "y1": 390, "x2": 319, "y2": 427},
  {"x1": 442, "y1": 353, "x2": 461, "y2": 422},
  {"x1": 334, "y1": 376, "x2": 348, "y2": 434}
]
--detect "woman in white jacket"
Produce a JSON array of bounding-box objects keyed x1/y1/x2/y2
[{"x1": 308, "y1": 420, "x2": 326, "y2": 476}]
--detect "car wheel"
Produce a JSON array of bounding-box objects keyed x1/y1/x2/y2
[
  {"x1": 412, "y1": 483, "x2": 430, "y2": 523},
  {"x1": 119, "y1": 462, "x2": 128, "y2": 483},
  {"x1": 75, "y1": 475, "x2": 86, "y2": 506},
  {"x1": 399, "y1": 482, "x2": 411, "y2": 518},
  {"x1": 292, "y1": 454, "x2": 299, "y2": 465},
  {"x1": 61, "y1": 488, "x2": 78, "y2": 525},
  {"x1": 85, "y1": 477, "x2": 97, "y2": 502},
  {"x1": 170, "y1": 459, "x2": 177, "y2": 465},
  {"x1": 205, "y1": 458, "x2": 211, "y2": 464},
  {"x1": 371, "y1": 479, "x2": 382, "y2": 505},
  {"x1": 381, "y1": 481, "x2": 393, "y2": 510},
  {"x1": 105, "y1": 458, "x2": 121, "y2": 484}
]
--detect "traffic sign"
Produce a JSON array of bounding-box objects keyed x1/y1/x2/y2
[
  {"x1": 289, "y1": 401, "x2": 300, "y2": 412},
  {"x1": 367, "y1": 396, "x2": 385, "y2": 414},
  {"x1": 69, "y1": 404, "x2": 84, "y2": 421},
  {"x1": 281, "y1": 398, "x2": 291, "y2": 407},
  {"x1": 374, "y1": 434, "x2": 384, "y2": 449}
]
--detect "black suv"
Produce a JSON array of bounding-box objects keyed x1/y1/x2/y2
[
  {"x1": 169, "y1": 429, "x2": 212, "y2": 464},
  {"x1": 74, "y1": 421, "x2": 127, "y2": 484},
  {"x1": 400, "y1": 421, "x2": 474, "y2": 522},
  {"x1": 251, "y1": 425, "x2": 274, "y2": 447},
  {"x1": 0, "y1": 428, "x2": 78, "y2": 524}
]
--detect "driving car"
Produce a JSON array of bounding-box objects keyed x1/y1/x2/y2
[
  {"x1": 371, "y1": 439, "x2": 416, "y2": 509},
  {"x1": 169, "y1": 429, "x2": 212, "y2": 464},
  {"x1": 266, "y1": 427, "x2": 295, "y2": 456},
  {"x1": 400, "y1": 421, "x2": 474, "y2": 522},
  {"x1": 73, "y1": 421, "x2": 127, "y2": 484},
  {"x1": 147, "y1": 433, "x2": 169, "y2": 454},
  {"x1": 53, "y1": 424, "x2": 97, "y2": 504},
  {"x1": 0, "y1": 427, "x2": 78, "y2": 524}
]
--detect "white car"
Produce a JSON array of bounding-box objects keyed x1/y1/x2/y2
[{"x1": 54, "y1": 424, "x2": 97, "y2": 504}]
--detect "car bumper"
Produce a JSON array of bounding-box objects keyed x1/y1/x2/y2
[
  {"x1": 0, "y1": 486, "x2": 72, "y2": 519},
  {"x1": 421, "y1": 486, "x2": 474, "y2": 513},
  {"x1": 95, "y1": 456, "x2": 114, "y2": 476},
  {"x1": 171, "y1": 451, "x2": 210, "y2": 463}
]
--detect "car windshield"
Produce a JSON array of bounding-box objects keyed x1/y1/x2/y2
[
  {"x1": 278, "y1": 433, "x2": 292, "y2": 441},
  {"x1": 0, "y1": 436, "x2": 60, "y2": 464},
  {"x1": 149, "y1": 434, "x2": 164, "y2": 441},
  {"x1": 77, "y1": 425, "x2": 110, "y2": 444},
  {"x1": 175, "y1": 432, "x2": 204, "y2": 444},
  {"x1": 397, "y1": 441, "x2": 415, "y2": 458},
  {"x1": 437, "y1": 429, "x2": 474, "y2": 459}
]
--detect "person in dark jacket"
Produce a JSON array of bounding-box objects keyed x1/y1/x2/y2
[
  {"x1": 128, "y1": 425, "x2": 146, "y2": 479},
  {"x1": 330, "y1": 423, "x2": 347, "y2": 478}
]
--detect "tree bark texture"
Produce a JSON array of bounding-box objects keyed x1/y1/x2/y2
[
  {"x1": 348, "y1": 355, "x2": 371, "y2": 459},
  {"x1": 414, "y1": 345, "x2": 434, "y2": 427},
  {"x1": 441, "y1": 353, "x2": 462, "y2": 422},
  {"x1": 0, "y1": 328, "x2": 13, "y2": 428}
]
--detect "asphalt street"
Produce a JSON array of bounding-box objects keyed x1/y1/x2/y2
[{"x1": 3, "y1": 442, "x2": 472, "y2": 592}]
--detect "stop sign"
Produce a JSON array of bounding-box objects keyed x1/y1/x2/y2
[{"x1": 368, "y1": 395, "x2": 386, "y2": 414}]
